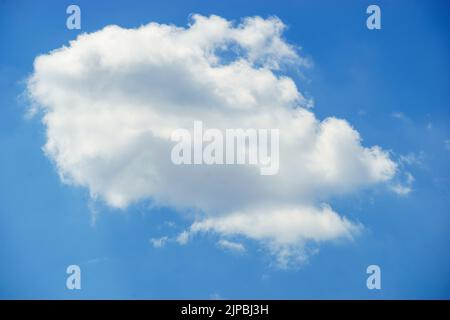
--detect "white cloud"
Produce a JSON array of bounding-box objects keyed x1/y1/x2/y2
[
  {"x1": 196, "y1": 205, "x2": 359, "y2": 268},
  {"x1": 217, "y1": 239, "x2": 246, "y2": 253},
  {"x1": 391, "y1": 111, "x2": 411, "y2": 123},
  {"x1": 176, "y1": 231, "x2": 190, "y2": 245},
  {"x1": 150, "y1": 236, "x2": 169, "y2": 248},
  {"x1": 390, "y1": 172, "x2": 414, "y2": 196},
  {"x1": 399, "y1": 152, "x2": 424, "y2": 166},
  {"x1": 193, "y1": 205, "x2": 360, "y2": 244},
  {"x1": 27, "y1": 14, "x2": 402, "y2": 267}
]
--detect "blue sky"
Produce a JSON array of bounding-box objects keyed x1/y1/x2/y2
[{"x1": 1, "y1": 0, "x2": 450, "y2": 299}]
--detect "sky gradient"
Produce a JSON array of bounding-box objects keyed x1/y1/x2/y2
[{"x1": 1, "y1": 0, "x2": 450, "y2": 299}]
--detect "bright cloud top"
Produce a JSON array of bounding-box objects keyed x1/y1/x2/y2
[{"x1": 27, "y1": 14, "x2": 401, "y2": 267}]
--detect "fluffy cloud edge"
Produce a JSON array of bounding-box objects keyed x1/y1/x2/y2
[{"x1": 26, "y1": 14, "x2": 409, "y2": 268}]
